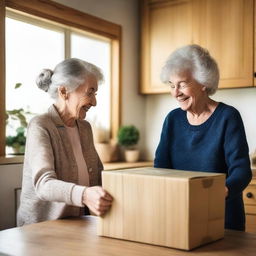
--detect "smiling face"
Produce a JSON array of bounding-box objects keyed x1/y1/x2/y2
[
  {"x1": 168, "y1": 70, "x2": 206, "y2": 112},
  {"x1": 66, "y1": 75, "x2": 98, "y2": 120}
]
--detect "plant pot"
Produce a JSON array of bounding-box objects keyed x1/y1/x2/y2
[
  {"x1": 95, "y1": 142, "x2": 119, "y2": 163},
  {"x1": 12, "y1": 145, "x2": 25, "y2": 154},
  {"x1": 124, "y1": 149, "x2": 140, "y2": 163}
]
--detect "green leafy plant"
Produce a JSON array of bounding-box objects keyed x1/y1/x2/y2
[
  {"x1": 5, "y1": 83, "x2": 31, "y2": 154},
  {"x1": 117, "y1": 125, "x2": 140, "y2": 148},
  {"x1": 6, "y1": 108, "x2": 28, "y2": 128},
  {"x1": 6, "y1": 126, "x2": 26, "y2": 154}
]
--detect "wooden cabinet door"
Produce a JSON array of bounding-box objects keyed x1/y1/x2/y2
[
  {"x1": 244, "y1": 180, "x2": 256, "y2": 233},
  {"x1": 194, "y1": 0, "x2": 253, "y2": 89},
  {"x1": 140, "y1": 0, "x2": 194, "y2": 94},
  {"x1": 140, "y1": 0, "x2": 254, "y2": 94}
]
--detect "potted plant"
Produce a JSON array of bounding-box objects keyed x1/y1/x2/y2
[
  {"x1": 117, "y1": 125, "x2": 140, "y2": 162},
  {"x1": 5, "y1": 83, "x2": 31, "y2": 154},
  {"x1": 6, "y1": 126, "x2": 26, "y2": 154}
]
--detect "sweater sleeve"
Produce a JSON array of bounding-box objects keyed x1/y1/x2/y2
[
  {"x1": 26, "y1": 118, "x2": 82, "y2": 207},
  {"x1": 154, "y1": 114, "x2": 172, "y2": 168},
  {"x1": 224, "y1": 110, "x2": 252, "y2": 198},
  {"x1": 71, "y1": 185, "x2": 86, "y2": 207}
]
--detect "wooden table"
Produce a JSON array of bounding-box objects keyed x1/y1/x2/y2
[{"x1": 0, "y1": 216, "x2": 255, "y2": 256}]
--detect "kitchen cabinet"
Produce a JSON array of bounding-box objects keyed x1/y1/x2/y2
[
  {"x1": 140, "y1": 0, "x2": 194, "y2": 94},
  {"x1": 140, "y1": 0, "x2": 254, "y2": 94},
  {"x1": 244, "y1": 176, "x2": 256, "y2": 233}
]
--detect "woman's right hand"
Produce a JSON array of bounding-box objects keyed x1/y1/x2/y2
[{"x1": 82, "y1": 186, "x2": 113, "y2": 216}]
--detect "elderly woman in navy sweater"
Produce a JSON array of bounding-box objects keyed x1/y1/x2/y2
[{"x1": 154, "y1": 44, "x2": 252, "y2": 231}]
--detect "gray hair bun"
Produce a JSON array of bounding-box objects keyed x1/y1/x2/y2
[{"x1": 36, "y1": 69, "x2": 53, "y2": 92}]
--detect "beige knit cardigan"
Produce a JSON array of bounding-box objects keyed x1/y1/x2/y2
[{"x1": 17, "y1": 105, "x2": 103, "y2": 226}]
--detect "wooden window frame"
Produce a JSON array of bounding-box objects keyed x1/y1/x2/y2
[{"x1": 0, "y1": 0, "x2": 122, "y2": 158}]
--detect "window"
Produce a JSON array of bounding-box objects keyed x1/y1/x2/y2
[
  {"x1": 0, "y1": 0, "x2": 121, "y2": 158},
  {"x1": 71, "y1": 32, "x2": 111, "y2": 137},
  {"x1": 5, "y1": 12, "x2": 112, "y2": 153},
  {"x1": 6, "y1": 14, "x2": 64, "y2": 114}
]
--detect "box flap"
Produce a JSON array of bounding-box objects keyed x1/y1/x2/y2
[{"x1": 103, "y1": 167, "x2": 225, "y2": 180}]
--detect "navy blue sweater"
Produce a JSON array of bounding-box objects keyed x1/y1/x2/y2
[{"x1": 154, "y1": 102, "x2": 252, "y2": 231}]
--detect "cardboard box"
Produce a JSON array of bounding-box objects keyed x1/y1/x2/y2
[{"x1": 98, "y1": 167, "x2": 225, "y2": 250}]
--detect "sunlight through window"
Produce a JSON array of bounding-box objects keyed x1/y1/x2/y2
[{"x1": 5, "y1": 14, "x2": 111, "y2": 154}]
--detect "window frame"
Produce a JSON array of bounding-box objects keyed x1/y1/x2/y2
[{"x1": 0, "y1": 0, "x2": 122, "y2": 158}]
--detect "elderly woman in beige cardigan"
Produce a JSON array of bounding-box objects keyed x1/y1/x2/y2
[{"x1": 17, "y1": 58, "x2": 112, "y2": 226}]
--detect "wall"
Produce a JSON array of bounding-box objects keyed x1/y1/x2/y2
[
  {"x1": 0, "y1": 164, "x2": 23, "y2": 230},
  {"x1": 52, "y1": 0, "x2": 146, "y2": 158},
  {"x1": 145, "y1": 88, "x2": 256, "y2": 160}
]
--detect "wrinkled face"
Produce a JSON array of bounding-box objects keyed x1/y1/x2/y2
[
  {"x1": 168, "y1": 71, "x2": 206, "y2": 111},
  {"x1": 66, "y1": 75, "x2": 98, "y2": 120}
]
